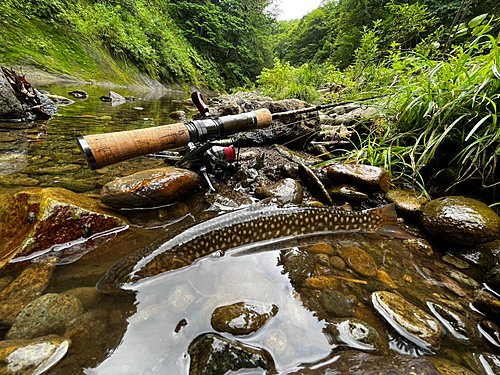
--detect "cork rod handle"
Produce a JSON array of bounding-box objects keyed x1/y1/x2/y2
[{"x1": 78, "y1": 123, "x2": 190, "y2": 170}]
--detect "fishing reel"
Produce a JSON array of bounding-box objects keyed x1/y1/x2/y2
[{"x1": 158, "y1": 92, "x2": 242, "y2": 192}]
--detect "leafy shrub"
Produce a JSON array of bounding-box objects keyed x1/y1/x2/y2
[{"x1": 257, "y1": 58, "x2": 326, "y2": 102}]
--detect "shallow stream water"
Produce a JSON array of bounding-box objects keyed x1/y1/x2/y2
[{"x1": 1, "y1": 82, "x2": 500, "y2": 374}]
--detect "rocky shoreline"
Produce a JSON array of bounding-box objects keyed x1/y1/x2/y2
[{"x1": 1, "y1": 75, "x2": 500, "y2": 374}]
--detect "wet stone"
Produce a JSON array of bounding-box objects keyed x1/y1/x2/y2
[
  {"x1": 188, "y1": 333, "x2": 275, "y2": 375},
  {"x1": 303, "y1": 275, "x2": 340, "y2": 290},
  {"x1": 0, "y1": 261, "x2": 56, "y2": 325},
  {"x1": 484, "y1": 265, "x2": 500, "y2": 290},
  {"x1": 305, "y1": 243, "x2": 334, "y2": 255},
  {"x1": 66, "y1": 308, "x2": 108, "y2": 340},
  {"x1": 473, "y1": 291, "x2": 500, "y2": 325},
  {"x1": 287, "y1": 350, "x2": 440, "y2": 374},
  {"x1": 210, "y1": 302, "x2": 278, "y2": 335},
  {"x1": 385, "y1": 189, "x2": 429, "y2": 214},
  {"x1": 7, "y1": 293, "x2": 83, "y2": 340},
  {"x1": 0, "y1": 188, "x2": 126, "y2": 267},
  {"x1": 327, "y1": 163, "x2": 391, "y2": 192},
  {"x1": 0, "y1": 335, "x2": 70, "y2": 375},
  {"x1": 420, "y1": 196, "x2": 500, "y2": 245},
  {"x1": 329, "y1": 255, "x2": 346, "y2": 270},
  {"x1": 427, "y1": 301, "x2": 480, "y2": 344},
  {"x1": 427, "y1": 357, "x2": 477, "y2": 375},
  {"x1": 442, "y1": 254, "x2": 469, "y2": 269},
  {"x1": 322, "y1": 289, "x2": 352, "y2": 317},
  {"x1": 337, "y1": 246, "x2": 377, "y2": 277},
  {"x1": 445, "y1": 269, "x2": 480, "y2": 290},
  {"x1": 101, "y1": 167, "x2": 200, "y2": 209},
  {"x1": 377, "y1": 269, "x2": 398, "y2": 289},
  {"x1": 328, "y1": 184, "x2": 369, "y2": 200},
  {"x1": 372, "y1": 291, "x2": 443, "y2": 350},
  {"x1": 254, "y1": 178, "x2": 303, "y2": 204},
  {"x1": 479, "y1": 320, "x2": 500, "y2": 347},
  {"x1": 324, "y1": 318, "x2": 385, "y2": 352}
]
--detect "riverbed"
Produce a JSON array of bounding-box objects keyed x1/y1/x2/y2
[{"x1": 1, "y1": 82, "x2": 499, "y2": 374}]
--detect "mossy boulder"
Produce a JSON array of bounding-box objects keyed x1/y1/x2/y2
[
  {"x1": 0, "y1": 187, "x2": 126, "y2": 268},
  {"x1": 420, "y1": 196, "x2": 500, "y2": 245}
]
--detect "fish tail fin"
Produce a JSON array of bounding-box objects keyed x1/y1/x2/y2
[{"x1": 371, "y1": 203, "x2": 415, "y2": 239}]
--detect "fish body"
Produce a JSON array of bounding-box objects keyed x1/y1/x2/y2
[{"x1": 97, "y1": 204, "x2": 411, "y2": 293}]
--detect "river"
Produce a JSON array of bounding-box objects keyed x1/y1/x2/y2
[{"x1": 0, "y1": 82, "x2": 499, "y2": 374}]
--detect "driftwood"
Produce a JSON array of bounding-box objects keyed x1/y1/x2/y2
[{"x1": 1, "y1": 67, "x2": 50, "y2": 119}]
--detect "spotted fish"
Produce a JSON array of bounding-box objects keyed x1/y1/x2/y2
[{"x1": 97, "y1": 203, "x2": 412, "y2": 293}]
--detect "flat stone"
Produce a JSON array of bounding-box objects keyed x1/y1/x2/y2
[
  {"x1": 101, "y1": 167, "x2": 200, "y2": 209},
  {"x1": 372, "y1": 291, "x2": 443, "y2": 350},
  {"x1": 421, "y1": 196, "x2": 500, "y2": 245},
  {"x1": 0, "y1": 335, "x2": 70, "y2": 375},
  {"x1": 62, "y1": 287, "x2": 101, "y2": 309},
  {"x1": 327, "y1": 163, "x2": 391, "y2": 192},
  {"x1": 7, "y1": 293, "x2": 83, "y2": 340}
]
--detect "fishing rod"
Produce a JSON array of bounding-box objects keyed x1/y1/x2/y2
[{"x1": 77, "y1": 92, "x2": 377, "y2": 170}]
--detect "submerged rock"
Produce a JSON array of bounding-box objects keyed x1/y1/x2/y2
[
  {"x1": 0, "y1": 260, "x2": 56, "y2": 325},
  {"x1": 101, "y1": 167, "x2": 200, "y2": 209},
  {"x1": 255, "y1": 178, "x2": 303, "y2": 204},
  {"x1": 324, "y1": 318, "x2": 385, "y2": 352},
  {"x1": 0, "y1": 335, "x2": 70, "y2": 375},
  {"x1": 0, "y1": 187, "x2": 126, "y2": 267},
  {"x1": 287, "y1": 350, "x2": 440, "y2": 374},
  {"x1": 337, "y1": 246, "x2": 377, "y2": 277},
  {"x1": 427, "y1": 301, "x2": 480, "y2": 344},
  {"x1": 211, "y1": 302, "x2": 278, "y2": 335},
  {"x1": 7, "y1": 293, "x2": 83, "y2": 340},
  {"x1": 420, "y1": 196, "x2": 500, "y2": 245},
  {"x1": 327, "y1": 163, "x2": 391, "y2": 192},
  {"x1": 188, "y1": 333, "x2": 276, "y2": 375},
  {"x1": 372, "y1": 291, "x2": 443, "y2": 350}
]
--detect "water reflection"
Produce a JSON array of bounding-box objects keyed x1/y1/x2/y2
[{"x1": 88, "y1": 250, "x2": 330, "y2": 374}]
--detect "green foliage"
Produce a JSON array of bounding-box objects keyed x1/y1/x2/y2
[
  {"x1": 1, "y1": 0, "x2": 277, "y2": 88},
  {"x1": 257, "y1": 58, "x2": 326, "y2": 102},
  {"x1": 168, "y1": 0, "x2": 275, "y2": 87},
  {"x1": 318, "y1": 11, "x2": 500, "y2": 193}
]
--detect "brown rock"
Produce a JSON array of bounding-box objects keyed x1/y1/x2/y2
[
  {"x1": 327, "y1": 163, "x2": 391, "y2": 192},
  {"x1": 372, "y1": 291, "x2": 443, "y2": 349},
  {"x1": 211, "y1": 302, "x2": 278, "y2": 335},
  {"x1": 0, "y1": 260, "x2": 56, "y2": 325},
  {"x1": 101, "y1": 167, "x2": 200, "y2": 209},
  {"x1": 255, "y1": 178, "x2": 303, "y2": 204},
  {"x1": 385, "y1": 189, "x2": 429, "y2": 214},
  {"x1": 0, "y1": 187, "x2": 126, "y2": 267},
  {"x1": 337, "y1": 246, "x2": 377, "y2": 277}
]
